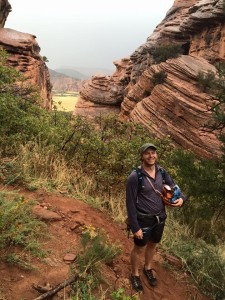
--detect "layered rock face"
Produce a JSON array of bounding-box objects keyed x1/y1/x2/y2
[
  {"x1": 0, "y1": 2, "x2": 52, "y2": 110},
  {"x1": 78, "y1": 0, "x2": 224, "y2": 157},
  {"x1": 74, "y1": 58, "x2": 131, "y2": 117},
  {"x1": 121, "y1": 55, "x2": 220, "y2": 158}
]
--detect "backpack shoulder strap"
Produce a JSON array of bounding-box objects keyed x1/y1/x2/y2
[
  {"x1": 158, "y1": 166, "x2": 166, "y2": 184},
  {"x1": 135, "y1": 166, "x2": 145, "y2": 192}
]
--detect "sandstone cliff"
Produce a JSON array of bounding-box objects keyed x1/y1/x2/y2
[
  {"x1": 0, "y1": 1, "x2": 52, "y2": 109},
  {"x1": 77, "y1": 0, "x2": 225, "y2": 158},
  {"x1": 74, "y1": 58, "x2": 131, "y2": 117}
]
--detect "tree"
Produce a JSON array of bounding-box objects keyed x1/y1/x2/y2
[{"x1": 42, "y1": 56, "x2": 49, "y2": 63}]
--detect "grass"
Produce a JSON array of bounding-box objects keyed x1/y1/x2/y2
[
  {"x1": 52, "y1": 91, "x2": 79, "y2": 112},
  {"x1": 162, "y1": 213, "x2": 225, "y2": 299},
  {"x1": 71, "y1": 225, "x2": 122, "y2": 299},
  {"x1": 0, "y1": 190, "x2": 48, "y2": 268}
]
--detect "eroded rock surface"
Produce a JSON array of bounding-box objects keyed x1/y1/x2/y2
[
  {"x1": 0, "y1": 2, "x2": 52, "y2": 109},
  {"x1": 0, "y1": 28, "x2": 52, "y2": 109},
  {"x1": 78, "y1": 0, "x2": 224, "y2": 157},
  {"x1": 74, "y1": 58, "x2": 131, "y2": 116},
  {"x1": 121, "y1": 55, "x2": 220, "y2": 158}
]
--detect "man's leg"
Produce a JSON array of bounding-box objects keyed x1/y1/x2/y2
[
  {"x1": 130, "y1": 244, "x2": 145, "y2": 292},
  {"x1": 144, "y1": 240, "x2": 157, "y2": 269},
  {"x1": 131, "y1": 244, "x2": 145, "y2": 275}
]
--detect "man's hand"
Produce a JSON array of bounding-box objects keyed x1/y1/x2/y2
[
  {"x1": 171, "y1": 198, "x2": 183, "y2": 207},
  {"x1": 134, "y1": 229, "x2": 143, "y2": 239}
]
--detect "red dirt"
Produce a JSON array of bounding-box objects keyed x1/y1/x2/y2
[{"x1": 0, "y1": 186, "x2": 210, "y2": 300}]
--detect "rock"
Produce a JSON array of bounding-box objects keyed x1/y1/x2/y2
[
  {"x1": 70, "y1": 224, "x2": 80, "y2": 231},
  {"x1": 74, "y1": 58, "x2": 132, "y2": 117},
  {"x1": 33, "y1": 205, "x2": 62, "y2": 221},
  {"x1": 76, "y1": 0, "x2": 224, "y2": 158},
  {"x1": 121, "y1": 55, "x2": 221, "y2": 158},
  {"x1": 63, "y1": 253, "x2": 76, "y2": 264},
  {"x1": 70, "y1": 209, "x2": 80, "y2": 213},
  {"x1": 0, "y1": 28, "x2": 52, "y2": 109}
]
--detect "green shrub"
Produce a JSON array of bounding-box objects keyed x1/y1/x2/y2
[
  {"x1": 197, "y1": 70, "x2": 216, "y2": 92},
  {"x1": 152, "y1": 44, "x2": 182, "y2": 64},
  {"x1": 162, "y1": 215, "x2": 225, "y2": 300},
  {"x1": 0, "y1": 191, "x2": 47, "y2": 266},
  {"x1": 112, "y1": 288, "x2": 137, "y2": 300},
  {"x1": 152, "y1": 70, "x2": 167, "y2": 85},
  {"x1": 71, "y1": 225, "x2": 121, "y2": 299}
]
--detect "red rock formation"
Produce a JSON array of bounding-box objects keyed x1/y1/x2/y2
[
  {"x1": 78, "y1": 0, "x2": 224, "y2": 157},
  {"x1": 0, "y1": 2, "x2": 52, "y2": 110},
  {"x1": 0, "y1": 0, "x2": 11, "y2": 28},
  {"x1": 74, "y1": 58, "x2": 131, "y2": 116},
  {"x1": 121, "y1": 55, "x2": 220, "y2": 158}
]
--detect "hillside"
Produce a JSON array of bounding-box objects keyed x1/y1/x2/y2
[
  {"x1": 49, "y1": 69, "x2": 83, "y2": 92},
  {"x1": 55, "y1": 67, "x2": 114, "y2": 79},
  {"x1": 0, "y1": 186, "x2": 210, "y2": 300}
]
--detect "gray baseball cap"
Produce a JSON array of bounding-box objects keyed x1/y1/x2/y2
[{"x1": 140, "y1": 143, "x2": 157, "y2": 155}]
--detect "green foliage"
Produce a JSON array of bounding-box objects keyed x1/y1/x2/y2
[
  {"x1": 0, "y1": 191, "x2": 47, "y2": 265},
  {"x1": 152, "y1": 43, "x2": 182, "y2": 64},
  {"x1": 152, "y1": 70, "x2": 167, "y2": 85},
  {"x1": 0, "y1": 49, "x2": 21, "y2": 87},
  {"x1": 76, "y1": 225, "x2": 121, "y2": 274},
  {"x1": 197, "y1": 62, "x2": 225, "y2": 133},
  {"x1": 42, "y1": 56, "x2": 49, "y2": 63},
  {"x1": 168, "y1": 149, "x2": 225, "y2": 243},
  {"x1": 162, "y1": 216, "x2": 225, "y2": 300},
  {"x1": 112, "y1": 288, "x2": 137, "y2": 300},
  {"x1": 197, "y1": 70, "x2": 216, "y2": 93},
  {"x1": 72, "y1": 225, "x2": 121, "y2": 299}
]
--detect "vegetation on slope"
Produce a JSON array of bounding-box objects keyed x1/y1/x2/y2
[{"x1": 0, "y1": 49, "x2": 225, "y2": 299}]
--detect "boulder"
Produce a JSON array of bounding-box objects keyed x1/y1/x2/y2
[{"x1": 0, "y1": 28, "x2": 52, "y2": 109}]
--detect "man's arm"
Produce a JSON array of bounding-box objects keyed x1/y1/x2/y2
[{"x1": 126, "y1": 172, "x2": 141, "y2": 233}]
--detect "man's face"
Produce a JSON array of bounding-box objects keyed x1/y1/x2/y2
[{"x1": 141, "y1": 148, "x2": 157, "y2": 166}]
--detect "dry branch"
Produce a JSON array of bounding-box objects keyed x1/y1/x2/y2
[{"x1": 33, "y1": 275, "x2": 79, "y2": 300}]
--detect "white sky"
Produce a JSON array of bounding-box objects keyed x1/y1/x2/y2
[{"x1": 6, "y1": 0, "x2": 174, "y2": 71}]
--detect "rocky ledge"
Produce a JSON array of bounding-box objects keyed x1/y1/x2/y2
[{"x1": 0, "y1": 28, "x2": 52, "y2": 109}]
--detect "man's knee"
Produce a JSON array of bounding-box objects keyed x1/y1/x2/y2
[
  {"x1": 132, "y1": 244, "x2": 146, "y2": 255},
  {"x1": 146, "y1": 240, "x2": 157, "y2": 249}
]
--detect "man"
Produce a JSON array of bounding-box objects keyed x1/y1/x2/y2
[{"x1": 126, "y1": 143, "x2": 186, "y2": 292}]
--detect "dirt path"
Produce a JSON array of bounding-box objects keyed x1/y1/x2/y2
[{"x1": 0, "y1": 186, "x2": 210, "y2": 300}]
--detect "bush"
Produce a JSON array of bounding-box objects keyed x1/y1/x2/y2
[
  {"x1": 152, "y1": 70, "x2": 167, "y2": 85},
  {"x1": 162, "y1": 215, "x2": 225, "y2": 300},
  {"x1": 0, "y1": 191, "x2": 47, "y2": 267},
  {"x1": 152, "y1": 44, "x2": 182, "y2": 64},
  {"x1": 72, "y1": 225, "x2": 121, "y2": 299}
]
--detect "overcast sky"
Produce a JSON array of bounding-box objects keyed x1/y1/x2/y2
[{"x1": 6, "y1": 0, "x2": 174, "y2": 71}]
